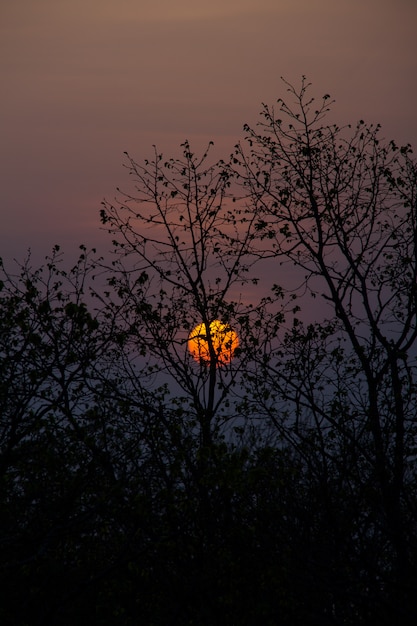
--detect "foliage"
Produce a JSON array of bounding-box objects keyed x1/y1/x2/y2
[
  {"x1": 233, "y1": 76, "x2": 417, "y2": 622},
  {"x1": 1, "y1": 80, "x2": 416, "y2": 624}
]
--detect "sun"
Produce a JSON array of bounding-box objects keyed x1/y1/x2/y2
[{"x1": 188, "y1": 320, "x2": 239, "y2": 366}]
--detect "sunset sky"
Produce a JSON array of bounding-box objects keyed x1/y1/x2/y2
[{"x1": 1, "y1": 0, "x2": 416, "y2": 265}]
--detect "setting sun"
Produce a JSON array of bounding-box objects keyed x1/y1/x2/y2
[{"x1": 188, "y1": 320, "x2": 239, "y2": 366}]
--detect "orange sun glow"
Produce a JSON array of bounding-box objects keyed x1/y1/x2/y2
[{"x1": 188, "y1": 320, "x2": 239, "y2": 366}]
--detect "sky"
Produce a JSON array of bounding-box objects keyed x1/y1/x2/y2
[{"x1": 1, "y1": 0, "x2": 417, "y2": 266}]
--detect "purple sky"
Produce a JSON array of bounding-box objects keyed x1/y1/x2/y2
[{"x1": 1, "y1": 0, "x2": 416, "y2": 265}]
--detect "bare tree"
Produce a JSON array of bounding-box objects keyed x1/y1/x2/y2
[
  {"x1": 234, "y1": 77, "x2": 417, "y2": 615},
  {"x1": 99, "y1": 141, "x2": 282, "y2": 451},
  {"x1": 4, "y1": 82, "x2": 417, "y2": 624}
]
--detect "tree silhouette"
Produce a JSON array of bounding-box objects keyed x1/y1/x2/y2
[
  {"x1": 1, "y1": 80, "x2": 416, "y2": 625},
  {"x1": 234, "y1": 76, "x2": 417, "y2": 621},
  {"x1": 99, "y1": 140, "x2": 282, "y2": 452}
]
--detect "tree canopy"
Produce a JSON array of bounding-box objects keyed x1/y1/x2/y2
[{"x1": 1, "y1": 79, "x2": 416, "y2": 625}]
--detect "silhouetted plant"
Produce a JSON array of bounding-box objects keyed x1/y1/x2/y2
[
  {"x1": 234, "y1": 76, "x2": 417, "y2": 622},
  {"x1": 1, "y1": 79, "x2": 416, "y2": 625}
]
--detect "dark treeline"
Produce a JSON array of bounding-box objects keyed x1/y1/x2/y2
[{"x1": 1, "y1": 79, "x2": 416, "y2": 625}]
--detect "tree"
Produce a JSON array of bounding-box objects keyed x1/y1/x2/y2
[
  {"x1": 234, "y1": 76, "x2": 417, "y2": 621},
  {"x1": 0, "y1": 145, "x2": 287, "y2": 624},
  {"x1": 0, "y1": 247, "x2": 175, "y2": 624},
  {"x1": 99, "y1": 140, "x2": 283, "y2": 452},
  {"x1": 1, "y1": 80, "x2": 417, "y2": 625}
]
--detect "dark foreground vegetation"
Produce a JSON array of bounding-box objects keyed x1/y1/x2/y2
[{"x1": 1, "y1": 79, "x2": 416, "y2": 625}]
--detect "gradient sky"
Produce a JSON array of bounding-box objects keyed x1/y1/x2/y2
[{"x1": 1, "y1": 0, "x2": 416, "y2": 265}]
